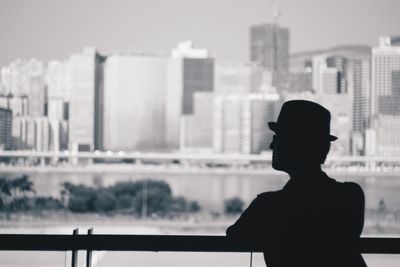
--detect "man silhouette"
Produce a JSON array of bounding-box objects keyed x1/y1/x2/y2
[{"x1": 226, "y1": 100, "x2": 367, "y2": 267}]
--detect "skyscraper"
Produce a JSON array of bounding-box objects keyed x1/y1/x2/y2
[
  {"x1": 68, "y1": 47, "x2": 104, "y2": 152},
  {"x1": 326, "y1": 55, "x2": 348, "y2": 93},
  {"x1": 166, "y1": 41, "x2": 214, "y2": 149},
  {"x1": 28, "y1": 76, "x2": 46, "y2": 117},
  {"x1": 0, "y1": 59, "x2": 44, "y2": 97},
  {"x1": 0, "y1": 108, "x2": 12, "y2": 150},
  {"x1": 250, "y1": 23, "x2": 289, "y2": 90},
  {"x1": 321, "y1": 68, "x2": 340, "y2": 94},
  {"x1": 351, "y1": 59, "x2": 371, "y2": 155},
  {"x1": 103, "y1": 53, "x2": 168, "y2": 151},
  {"x1": 47, "y1": 60, "x2": 70, "y2": 100},
  {"x1": 181, "y1": 92, "x2": 214, "y2": 151},
  {"x1": 312, "y1": 55, "x2": 349, "y2": 94},
  {"x1": 214, "y1": 62, "x2": 265, "y2": 95},
  {"x1": 214, "y1": 92, "x2": 279, "y2": 154},
  {"x1": 371, "y1": 36, "x2": 400, "y2": 156}
]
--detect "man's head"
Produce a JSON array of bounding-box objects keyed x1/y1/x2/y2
[{"x1": 268, "y1": 100, "x2": 336, "y2": 173}]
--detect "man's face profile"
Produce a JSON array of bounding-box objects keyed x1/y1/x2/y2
[
  {"x1": 270, "y1": 134, "x2": 310, "y2": 172},
  {"x1": 270, "y1": 134, "x2": 299, "y2": 172}
]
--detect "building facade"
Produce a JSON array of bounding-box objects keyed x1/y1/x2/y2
[
  {"x1": 166, "y1": 41, "x2": 214, "y2": 150},
  {"x1": 250, "y1": 23, "x2": 289, "y2": 91},
  {"x1": 214, "y1": 93, "x2": 279, "y2": 154},
  {"x1": 0, "y1": 108, "x2": 12, "y2": 150},
  {"x1": 68, "y1": 48, "x2": 103, "y2": 152},
  {"x1": 371, "y1": 37, "x2": 400, "y2": 156},
  {"x1": 103, "y1": 53, "x2": 168, "y2": 151}
]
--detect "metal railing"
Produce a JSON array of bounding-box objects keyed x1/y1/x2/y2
[{"x1": 0, "y1": 231, "x2": 399, "y2": 267}]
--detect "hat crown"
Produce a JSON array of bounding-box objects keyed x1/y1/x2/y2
[{"x1": 271, "y1": 100, "x2": 337, "y2": 141}]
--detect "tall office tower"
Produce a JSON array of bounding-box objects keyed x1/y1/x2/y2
[
  {"x1": 214, "y1": 62, "x2": 265, "y2": 95},
  {"x1": 28, "y1": 76, "x2": 46, "y2": 117},
  {"x1": 182, "y1": 92, "x2": 214, "y2": 151},
  {"x1": 312, "y1": 55, "x2": 327, "y2": 93},
  {"x1": 214, "y1": 92, "x2": 279, "y2": 154},
  {"x1": 352, "y1": 59, "x2": 371, "y2": 155},
  {"x1": 34, "y1": 117, "x2": 51, "y2": 151},
  {"x1": 47, "y1": 60, "x2": 70, "y2": 138},
  {"x1": 371, "y1": 36, "x2": 400, "y2": 156},
  {"x1": 0, "y1": 97, "x2": 7, "y2": 109},
  {"x1": 250, "y1": 23, "x2": 289, "y2": 91},
  {"x1": 0, "y1": 59, "x2": 44, "y2": 97},
  {"x1": 166, "y1": 41, "x2": 214, "y2": 149},
  {"x1": 288, "y1": 61, "x2": 313, "y2": 93},
  {"x1": 0, "y1": 108, "x2": 12, "y2": 150},
  {"x1": 7, "y1": 96, "x2": 28, "y2": 116},
  {"x1": 313, "y1": 55, "x2": 347, "y2": 94},
  {"x1": 25, "y1": 117, "x2": 35, "y2": 149},
  {"x1": 47, "y1": 98, "x2": 66, "y2": 121},
  {"x1": 68, "y1": 47, "x2": 104, "y2": 152},
  {"x1": 47, "y1": 60, "x2": 71, "y2": 100},
  {"x1": 326, "y1": 55, "x2": 348, "y2": 93},
  {"x1": 59, "y1": 120, "x2": 68, "y2": 150},
  {"x1": 103, "y1": 53, "x2": 168, "y2": 151},
  {"x1": 321, "y1": 67, "x2": 340, "y2": 94}
]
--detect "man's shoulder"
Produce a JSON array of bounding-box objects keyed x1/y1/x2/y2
[
  {"x1": 326, "y1": 178, "x2": 364, "y2": 198},
  {"x1": 255, "y1": 190, "x2": 284, "y2": 201}
]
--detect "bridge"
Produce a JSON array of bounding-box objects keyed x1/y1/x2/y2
[{"x1": 1, "y1": 150, "x2": 400, "y2": 173}]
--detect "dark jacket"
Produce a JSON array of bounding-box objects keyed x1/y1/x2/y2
[{"x1": 226, "y1": 172, "x2": 367, "y2": 267}]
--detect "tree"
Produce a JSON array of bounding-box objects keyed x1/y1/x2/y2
[
  {"x1": 224, "y1": 197, "x2": 245, "y2": 215},
  {"x1": 0, "y1": 177, "x2": 11, "y2": 210},
  {"x1": 10, "y1": 175, "x2": 35, "y2": 198}
]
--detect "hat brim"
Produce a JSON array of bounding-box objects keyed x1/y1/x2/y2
[{"x1": 268, "y1": 122, "x2": 338, "y2": 142}]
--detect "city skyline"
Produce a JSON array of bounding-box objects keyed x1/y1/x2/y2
[{"x1": 0, "y1": 0, "x2": 400, "y2": 67}]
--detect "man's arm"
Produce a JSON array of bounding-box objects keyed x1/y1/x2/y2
[
  {"x1": 344, "y1": 182, "x2": 365, "y2": 238},
  {"x1": 226, "y1": 194, "x2": 267, "y2": 240}
]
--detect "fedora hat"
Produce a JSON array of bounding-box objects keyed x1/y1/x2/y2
[{"x1": 268, "y1": 100, "x2": 337, "y2": 142}]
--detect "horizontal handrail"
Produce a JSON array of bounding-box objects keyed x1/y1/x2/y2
[{"x1": 0, "y1": 235, "x2": 399, "y2": 254}]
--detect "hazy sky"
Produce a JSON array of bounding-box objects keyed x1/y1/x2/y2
[{"x1": 0, "y1": 0, "x2": 399, "y2": 66}]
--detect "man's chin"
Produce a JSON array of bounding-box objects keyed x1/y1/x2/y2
[
  {"x1": 272, "y1": 159, "x2": 290, "y2": 172},
  {"x1": 272, "y1": 160, "x2": 283, "y2": 171}
]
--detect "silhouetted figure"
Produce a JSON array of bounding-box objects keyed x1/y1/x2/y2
[{"x1": 226, "y1": 100, "x2": 367, "y2": 267}]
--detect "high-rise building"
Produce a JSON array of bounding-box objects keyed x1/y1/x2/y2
[
  {"x1": 103, "y1": 53, "x2": 168, "y2": 151},
  {"x1": 288, "y1": 71, "x2": 312, "y2": 93},
  {"x1": 214, "y1": 62, "x2": 265, "y2": 95},
  {"x1": 353, "y1": 59, "x2": 371, "y2": 132},
  {"x1": 321, "y1": 68, "x2": 340, "y2": 94},
  {"x1": 352, "y1": 59, "x2": 371, "y2": 155},
  {"x1": 0, "y1": 108, "x2": 12, "y2": 150},
  {"x1": 34, "y1": 117, "x2": 50, "y2": 151},
  {"x1": 47, "y1": 98, "x2": 67, "y2": 121},
  {"x1": 68, "y1": 47, "x2": 104, "y2": 152},
  {"x1": 250, "y1": 23, "x2": 289, "y2": 90},
  {"x1": 326, "y1": 55, "x2": 348, "y2": 93},
  {"x1": 371, "y1": 36, "x2": 400, "y2": 156},
  {"x1": 312, "y1": 55, "x2": 327, "y2": 93},
  {"x1": 214, "y1": 92, "x2": 279, "y2": 154},
  {"x1": 166, "y1": 41, "x2": 214, "y2": 149},
  {"x1": 47, "y1": 60, "x2": 70, "y2": 100},
  {"x1": 1, "y1": 96, "x2": 28, "y2": 116},
  {"x1": 181, "y1": 92, "x2": 214, "y2": 151},
  {"x1": 312, "y1": 55, "x2": 349, "y2": 94},
  {"x1": 0, "y1": 59, "x2": 44, "y2": 97},
  {"x1": 28, "y1": 76, "x2": 46, "y2": 117}
]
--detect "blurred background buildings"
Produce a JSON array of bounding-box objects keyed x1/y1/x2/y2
[{"x1": 0, "y1": 22, "x2": 399, "y2": 158}]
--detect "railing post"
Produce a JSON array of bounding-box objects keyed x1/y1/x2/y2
[
  {"x1": 71, "y1": 228, "x2": 78, "y2": 267},
  {"x1": 86, "y1": 228, "x2": 93, "y2": 267}
]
